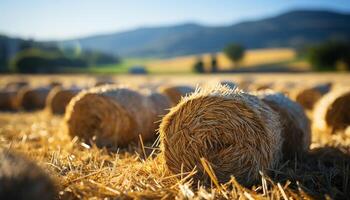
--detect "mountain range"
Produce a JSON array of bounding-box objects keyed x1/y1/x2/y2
[{"x1": 23, "y1": 10, "x2": 350, "y2": 57}]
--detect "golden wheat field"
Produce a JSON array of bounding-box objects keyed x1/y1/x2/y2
[
  {"x1": 145, "y1": 48, "x2": 308, "y2": 73},
  {"x1": 0, "y1": 73, "x2": 350, "y2": 200}
]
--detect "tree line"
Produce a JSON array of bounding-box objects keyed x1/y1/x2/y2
[{"x1": 0, "y1": 39, "x2": 120, "y2": 73}]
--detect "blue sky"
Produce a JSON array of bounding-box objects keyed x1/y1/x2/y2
[{"x1": 1, "y1": 0, "x2": 350, "y2": 40}]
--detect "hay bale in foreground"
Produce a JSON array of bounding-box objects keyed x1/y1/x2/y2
[
  {"x1": 65, "y1": 85, "x2": 171, "y2": 148},
  {"x1": 313, "y1": 88, "x2": 350, "y2": 134},
  {"x1": 46, "y1": 87, "x2": 80, "y2": 115},
  {"x1": 295, "y1": 83, "x2": 332, "y2": 110},
  {"x1": 159, "y1": 85, "x2": 282, "y2": 186},
  {"x1": 0, "y1": 149, "x2": 56, "y2": 200},
  {"x1": 0, "y1": 89, "x2": 18, "y2": 111},
  {"x1": 159, "y1": 85, "x2": 194, "y2": 105},
  {"x1": 16, "y1": 87, "x2": 51, "y2": 111},
  {"x1": 256, "y1": 90, "x2": 311, "y2": 159}
]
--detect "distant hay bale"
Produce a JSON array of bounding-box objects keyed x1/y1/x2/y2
[
  {"x1": 254, "y1": 82, "x2": 274, "y2": 91},
  {"x1": 159, "y1": 85, "x2": 282, "y2": 186},
  {"x1": 5, "y1": 81, "x2": 28, "y2": 89},
  {"x1": 255, "y1": 90, "x2": 311, "y2": 159},
  {"x1": 238, "y1": 77, "x2": 254, "y2": 91},
  {"x1": 295, "y1": 83, "x2": 332, "y2": 110},
  {"x1": 159, "y1": 85, "x2": 195, "y2": 105},
  {"x1": 65, "y1": 85, "x2": 170, "y2": 148},
  {"x1": 0, "y1": 149, "x2": 56, "y2": 200},
  {"x1": 0, "y1": 88, "x2": 18, "y2": 111},
  {"x1": 49, "y1": 81, "x2": 62, "y2": 87},
  {"x1": 16, "y1": 87, "x2": 51, "y2": 111},
  {"x1": 46, "y1": 87, "x2": 80, "y2": 115},
  {"x1": 313, "y1": 87, "x2": 350, "y2": 134}
]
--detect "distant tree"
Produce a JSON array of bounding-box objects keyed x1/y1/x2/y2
[
  {"x1": 210, "y1": 54, "x2": 218, "y2": 73},
  {"x1": 11, "y1": 48, "x2": 87, "y2": 73},
  {"x1": 224, "y1": 43, "x2": 245, "y2": 68},
  {"x1": 0, "y1": 42, "x2": 7, "y2": 71},
  {"x1": 193, "y1": 57, "x2": 205, "y2": 73},
  {"x1": 82, "y1": 50, "x2": 119, "y2": 66},
  {"x1": 307, "y1": 41, "x2": 350, "y2": 71}
]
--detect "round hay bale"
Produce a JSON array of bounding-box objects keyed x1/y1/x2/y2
[
  {"x1": 5, "y1": 81, "x2": 28, "y2": 89},
  {"x1": 313, "y1": 87, "x2": 350, "y2": 134},
  {"x1": 0, "y1": 89, "x2": 18, "y2": 111},
  {"x1": 254, "y1": 82, "x2": 274, "y2": 91},
  {"x1": 46, "y1": 87, "x2": 80, "y2": 115},
  {"x1": 159, "y1": 85, "x2": 282, "y2": 186},
  {"x1": 16, "y1": 87, "x2": 51, "y2": 111},
  {"x1": 295, "y1": 83, "x2": 332, "y2": 110},
  {"x1": 159, "y1": 85, "x2": 195, "y2": 105},
  {"x1": 65, "y1": 85, "x2": 169, "y2": 148},
  {"x1": 0, "y1": 149, "x2": 56, "y2": 200},
  {"x1": 143, "y1": 91, "x2": 172, "y2": 141},
  {"x1": 238, "y1": 77, "x2": 254, "y2": 91},
  {"x1": 255, "y1": 90, "x2": 311, "y2": 159}
]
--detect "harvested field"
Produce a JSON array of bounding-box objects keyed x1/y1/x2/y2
[{"x1": 0, "y1": 73, "x2": 350, "y2": 199}]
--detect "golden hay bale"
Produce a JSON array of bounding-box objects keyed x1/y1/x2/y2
[
  {"x1": 65, "y1": 85, "x2": 170, "y2": 148},
  {"x1": 0, "y1": 88, "x2": 18, "y2": 111},
  {"x1": 295, "y1": 83, "x2": 332, "y2": 110},
  {"x1": 46, "y1": 87, "x2": 80, "y2": 115},
  {"x1": 254, "y1": 82, "x2": 274, "y2": 91},
  {"x1": 5, "y1": 81, "x2": 29, "y2": 89},
  {"x1": 0, "y1": 149, "x2": 56, "y2": 200},
  {"x1": 255, "y1": 90, "x2": 311, "y2": 159},
  {"x1": 313, "y1": 87, "x2": 350, "y2": 134},
  {"x1": 159, "y1": 85, "x2": 282, "y2": 186},
  {"x1": 159, "y1": 85, "x2": 195, "y2": 105},
  {"x1": 238, "y1": 77, "x2": 255, "y2": 91},
  {"x1": 16, "y1": 87, "x2": 51, "y2": 111}
]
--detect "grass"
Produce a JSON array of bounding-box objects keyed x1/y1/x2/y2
[{"x1": 0, "y1": 74, "x2": 349, "y2": 199}]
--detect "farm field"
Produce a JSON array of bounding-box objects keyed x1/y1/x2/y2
[
  {"x1": 84, "y1": 48, "x2": 309, "y2": 74},
  {"x1": 0, "y1": 73, "x2": 350, "y2": 199}
]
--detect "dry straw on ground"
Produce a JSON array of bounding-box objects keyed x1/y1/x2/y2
[
  {"x1": 46, "y1": 87, "x2": 80, "y2": 115},
  {"x1": 16, "y1": 87, "x2": 51, "y2": 111},
  {"x1": 159, "y1": 85, "x2": 282, "y2": 186},
  {"x1": 159, "y1": 85, "x2": 195, "y2": 105},
  {"x1": 255, "y1": 90, "x2": 311, "y2": 159},
  {"x1": 0, "y1": 149, "x2": 56, "y2": 200},
  {"x1": 65, "y1": 85, "x2": 170, "y2": 148},
  {"x1": 294, "y1": 82, "x2": 332, "y2": 110},
  {"x1": 313, "y1": 87, "x2": 350, "y2": 135}
]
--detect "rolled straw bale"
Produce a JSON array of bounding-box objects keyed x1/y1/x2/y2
[
  {"x1": 46, "y1": 87, "x2": 80, "y2": 115},
  {"x1": 16, "y1": 87, "x2": 51, "y2": 111},
  {"x1": 5, "y1": 81, "x2": 28, "y2": 89},
  {"x1": 238, "y1": 77, "x2": 255, "y2": 91},
  {"x1": 255, "y1": 90, "x2": 311, "y2": 159},
  {"x1": 159, "y1": 85, "x2": 282, "y2": 186},
  {"x1": 0, "y1": 149, "x2": 56, "y2": 200},
  {"x1": 65, "y1": 85, "x2": 170, "y2": 148},
  {"x1": 159, "y1": 85, "x2": 195, "y2": 105},
  {"x1": 254, "y1": 82, "x2": 274, "y2": 91},
  {"x1": 0, "y1": 88, "x2": 18, "y2": 111},
  {"x1": 295, "y1": 82, "x2": 332, "y2": 110},
  {"x1": 313, "y1": 87, "x2": 350, "y2": 134}
]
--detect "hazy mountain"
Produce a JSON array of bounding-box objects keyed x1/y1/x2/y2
[{"x1": 59, "y1": 10, "x2": 350, "y2": 57}]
